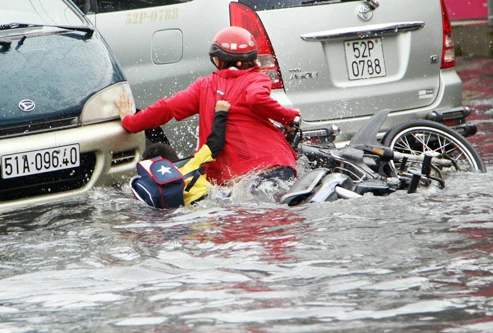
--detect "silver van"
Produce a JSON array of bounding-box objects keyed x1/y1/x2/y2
[
  {"x1": 78, "y1": 0, "x2": 471, "y2": 155},
  {"x1": 0, "y1": 0, "x2": 145, "y2": 211}
]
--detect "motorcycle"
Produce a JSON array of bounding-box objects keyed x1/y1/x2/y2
[{"x1": 280, "y1": 109, "x2": 487, "y2": 206}]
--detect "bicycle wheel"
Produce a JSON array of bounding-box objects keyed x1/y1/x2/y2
[{"x1": 382, "y1": 120, "x2": 486, "y2": 173}]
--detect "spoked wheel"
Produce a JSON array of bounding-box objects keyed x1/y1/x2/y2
[{"x1": 382, "y1": 120, "x2": 486, "y2": 173}]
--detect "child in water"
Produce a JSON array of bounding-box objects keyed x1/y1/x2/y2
[{"x1": 130, "y1": 100, "x2": 230, "y2": 208}]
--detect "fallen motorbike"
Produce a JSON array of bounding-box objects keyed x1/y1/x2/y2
[{"x1": 281, "y1": 109, "x2": 487, "y2": 206}]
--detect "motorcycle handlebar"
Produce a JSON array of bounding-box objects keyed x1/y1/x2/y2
[{"x1": 291, "y1": 116, "x2": 301, "y2": 129}]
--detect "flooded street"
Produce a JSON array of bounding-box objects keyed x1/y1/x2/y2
[{"x1": 1, "y1": 57, "x2": 493, "y2": 333}]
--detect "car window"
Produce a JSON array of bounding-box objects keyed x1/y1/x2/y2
[
  {"x1": 93, "y1": 0, "x2": 193, "y2": 13},
  {"x1": 0, "y1": 0, "x2": 85, "y2": 26},
  {"x1": 239, "y1": 0, "x2": 358, "y2": 11}
]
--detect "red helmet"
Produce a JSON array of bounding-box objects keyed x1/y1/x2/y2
[{"x1": 208, "y1": 26, "x2": 257, "y2": 62}]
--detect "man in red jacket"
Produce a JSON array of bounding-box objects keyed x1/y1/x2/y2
[{"x1": 115, "y1": 26, "x2": 300, "y2": 188}]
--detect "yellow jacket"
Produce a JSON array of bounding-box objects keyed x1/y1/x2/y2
[{"x1": 179, "y1": 144, "x2": 215, "y2": 205}]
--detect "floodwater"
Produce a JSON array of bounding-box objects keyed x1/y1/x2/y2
[{"x1": 1, "y1": 57, "x2": 493, "y2": 333}]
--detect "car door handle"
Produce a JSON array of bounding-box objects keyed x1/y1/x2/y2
[{"x1": 300, "y1": 21, "x2": 425, "y2": 42}]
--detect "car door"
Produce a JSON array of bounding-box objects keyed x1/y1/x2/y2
[
  {"x1": 82, "y1": 0, "x2": 232, "y2": 154},
  {"x1": 84, "y1": 0, "x2": 229, "y2": 110}
]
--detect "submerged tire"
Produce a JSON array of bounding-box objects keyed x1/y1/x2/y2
[{"x1": 382, "y1": 120, "x2": 486, "y2": 173}]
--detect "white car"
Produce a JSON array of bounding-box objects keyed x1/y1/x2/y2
[
  {"x1": 77, "y1": 0, "x2": 473, "y2": 156},
  {"x1": 0, "y1": 0, "x2": 145, "y2": 211}
]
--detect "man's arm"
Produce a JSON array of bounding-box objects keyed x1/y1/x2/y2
[{"x1": 114, "y1": 80, "x2": 203, "y2": 133}]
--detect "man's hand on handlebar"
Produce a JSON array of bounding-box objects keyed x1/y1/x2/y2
[{"x1": 284, "y1": 115, "x2": 301, "y2": 134}]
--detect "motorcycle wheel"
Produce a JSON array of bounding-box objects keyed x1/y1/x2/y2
[{"x1": 382, "y1": 120, "x2": 486, "y2": 173}]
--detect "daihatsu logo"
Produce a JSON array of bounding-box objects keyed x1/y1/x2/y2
[{"x1": 19, "y1": 99, "x2": 35, "y2": 112}]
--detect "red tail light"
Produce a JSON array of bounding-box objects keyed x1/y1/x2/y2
[
  {"x1": 229, "y1": 2, "x2": 284, "y2": 89},
  {"x1": 440, "y1": 0, "x2": 455, "y2": 69}
]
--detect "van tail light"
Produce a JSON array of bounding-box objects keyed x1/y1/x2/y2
[
  {"x1": 440, "y1": 0, "x2": 455, "y2": 69},
  {"x1": 229, "y1": 2, "x2": 284, "y2": 89}
]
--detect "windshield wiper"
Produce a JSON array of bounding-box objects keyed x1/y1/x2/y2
[
  {"x1": 301, "y1": 0, "x2": 341, "y2": 5},
  {"x1": 302, "y1": 0, "x2": 379, "y2": 8},
  {"x1": 0, "y1": 22, "x2": 94, "y2": 38},
  {"x1": 0, "y1": 35, "x2": 28, "y2": 51}
]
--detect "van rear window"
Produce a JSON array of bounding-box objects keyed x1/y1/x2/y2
[{"x1": 239, "y1": 0, "x2": 357, "y2": 11}]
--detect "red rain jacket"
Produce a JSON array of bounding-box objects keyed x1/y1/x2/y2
[{"x1": 122, "y1": 67, "x2": 299, "y2": 185}]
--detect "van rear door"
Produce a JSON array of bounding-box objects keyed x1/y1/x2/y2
[
  {"x1": 243, "y1": 0, "x2": 446, "y2": 122},
  {"x1": 86, "y1": 0, "x2": 230, "y2": 111}
]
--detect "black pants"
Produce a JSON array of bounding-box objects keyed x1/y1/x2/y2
[
  {"x1": 249, "y1": 166, "x2": 296, "y2": 201},
  {"x1": 254, "y1": 166, "x2": 296, "y2": 183}
]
